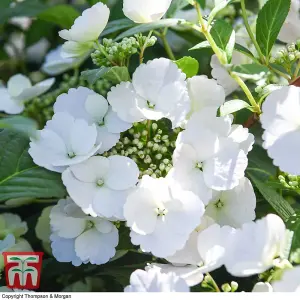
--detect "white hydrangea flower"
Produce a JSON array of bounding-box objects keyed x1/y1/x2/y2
[
  {"x1": 272, "y1": 266, "x2": 300, "y2": 292},
  {"x1": 252, "y1": 282, "x2": 273, "y2": 292},
  {"x1": 171, "y1": 108, "x2": 253, "y2": 195},
  {"x1": 0, "y1": 213, "x2": 28, "y2": 238},
  {"x1": 205, "y1": 177, "x2": 256, "y2": 228},
  {"x1": 165, "y1": 220, "x2": 236, "y2": 285},
  {"x1": 42, "y1": 46, "x2": 89, "y2": 76},
  {"x1": 261, "y1": 86, "x2": 300, "y2": 175},
  {"x1": 62, "y1": 155, "x2": 139, "y2": 219},
  {"x1": 107, "y1": 58, "x2": 190, "y2": 128},
  {"x1": 123, "y1": 0, "x2": 172, "y2": 23},
  {"x1": 59, "y1": 3, "x2": 110, "y2": 58},
  {"x1": 187, "y1": 75, "x2": 225, "y2": 115},
  {"x1": 278, "y1": 0, "x2": 300, "y2": 43},
  {"x1": 124, "y1": 268, "x2": 189, "y2": 292},
  {"x1": 50, "y1": 198, "x2": 118, "y2": 266},
  {"x1": 225, "y1": 214, "x2": 287, "y2": 277},
  {"x1": 54, "y1": 87, "x2": 131, "y2": 153},
  {"x1": 124, "y1": 175, "x2": 205, "y2": 258},
  {"x1": 0, "y1": 74, "x2": 54, "y2": 114},
  {"x1": 29, "y1": 112, "x2": 99, "y2": 173}
]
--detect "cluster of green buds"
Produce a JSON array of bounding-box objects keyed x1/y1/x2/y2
[
  {"x1": 23, "y1": 73, "x2": 111, "y2": 126},
  {"x1": 103, "y1": 119, "x2": 180, "y2": 178},
  {"x1": 269, "y1": 41, "x2": 300, "y2": 74},
  {"x1": 91, "y1": 34, "x2": 157, "y2": 67},
  {"x1": 278, "y1": 173, "x2": 300, "y2": 189}
]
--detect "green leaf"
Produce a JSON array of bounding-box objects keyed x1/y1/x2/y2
[
  {"x1": 207, "y1": 0, "x2": 238, "y2": 25},
  {"x1": 256, "y1": 0, "x2": 291, "y2": 57},
  {"x1": 234, "y1": 43, "x2": 256, "y2": 60},
  {"x1": 167, "y1": 0, "x2": 190, "y2": 17},
  {"x1": 101, "y1": 19, "x2": 134, "y2": 37},
  {"x1": 0, "y1": 116, "x2": 37, "y2": 137},
  {"x1": 115, "y1": 19, "x2": 182, "y2": 41},
  {"x1": 220, "y1": 99, "x2": 251, "y2": 116},
  {"x1": 26, "y1": 19, "x2": 55, "y2": 47},
  {"x1": 103, "y1": 66, "x2": 130, "y2": 84},
  {"x1": 247, "y1": 170, "x2": 295, "y2": 221},
  {"x1": 109, "y1": 250, "x2": 129, "y2": 262},
  {"x1": 38, "y1": 4, "x2": 80, "y2": 29},
  {"x1": 286, "y1": 213, "x2": 300, "y2": 252},
  {"x1": 189, "y1": 41, "x2": 211, "y2": 51},
  {"x1": 81, "y1": 67, "x2": 110, "y2": 85},
  {"x1": 232, "y1": 64, "x2": 269, "y2": 75},
  {"x1": 0, "y1": 130, "x2": 66, "y2": 203},
  {"x1": 210, "y1": 20, "x2": 235, "y2": 62},
  {"x1": 175, "y1": 56, "x2": 199, "y2": 78}
]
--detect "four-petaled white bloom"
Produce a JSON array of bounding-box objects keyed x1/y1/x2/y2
[
  {"x1": 124, "y1": 175, "x2": 205, "y2": 258},
  {"x1": 54, "y1": 87, "x2": 132, "y2": 153},
  {"x1": 261, "y1": 86, "x2": 300, "y2": 175},
  {"x1": 170, "y1": 108, "x2": 253, "y2": 200},
  {"x1": 272, "y1": 266, "x2": 300, "y2": 292},
  {"x1": 0, "y1": 74, "x2": 54, "y2": 114},
  {"x1": 50, "y1": 198, "x2": 118, "y2": 266},
  {"x1": 29, "y1": 112, "x2": 99, "y2": 173},
  {"x1": 225, "y1": 214, "x2": 287, "y2": 277},
  {"x1": 59, "y1": 3, "x2": 110, "y2": 58},
  {"x1": 62, "y1": 155, "x2": 139, "y2": 219},
  {"x1": 205, "y1": 177, "x2": 256, "y2": 228},
  {"x1": 278, "y1": 0, "x2": 300, "y2": 43},
  {"x1": 123, "y1": 0, "x2": 172, "y2": 23},
  {"x1": 107, "y1": 58, "x2": 190, "y2": 128},
  {"x1": 42, "y1": 46, "x2": 89, "y2": 76},
  {"x1": 124, "y1": 268, "x2": 189, "y2": 292}
]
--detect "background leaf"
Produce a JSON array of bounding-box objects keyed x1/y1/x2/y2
[
  {"x1": 0, "y1": 116, "x2": 37, "y2": 137},
  {"x1": 175, "y1": 56, "x2": 199, "y2": 78},
  {"x1": 103, "y1": 66, "x2": 130, "y2": 84},
  {"x1": 0, "y1": 130, "x2": 66, "y2": 203},
  {"x1": 81, "y1": 67, "x2": 110, "y2": 85},
  {"x1": 256, "y1": 0, "x2": 291, "y2": 57}
]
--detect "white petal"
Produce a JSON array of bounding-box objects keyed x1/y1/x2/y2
[
  {"x1": 123, "y1": 0, "x2": 172, "y2": 23},
  {"x1": 124, "y1": 187, "x2": 158, "y2": 235},
  {"x1": 272, "y1": 266, "x2": 300, "y2": 292},
  {"x1": 0, "y1": 88, "x2": 24, "y2": 114},
  {"x1": 107, "y1": 82, "x2": 144, "y2": 123},
  {"x1": 203, "y1": 139, "x2": 248, "y2": 190},
  {"x1": 15, "y1": 78, "x2": 55, "y2": 102},
  {"x1": 85, "y1": 93, "x2": 108, "y2": 123},
  {"x1": 50, "y1": 233, "x2": 82, "y2": 266},
  {"x1": 104, "y1": 107, "x2": 132, "y2": 134},
  {"x1": 7, "y1": 74, "x2": 31, "y2": 97},
  {"x1": 75, "y1": 227, "x2": 118, "y2": 265},
  {"x1": 105, "y1": 156, "x2": 139, "y2": 190},
  {"x1": 59, "y1": 3, "x2": 109, "y2": 43},
  {"x1": 252, "y1": 282, "x2": 273, "y2": 292},
  {"x1": 96, "y1": 127, "x2": 120, "y2": 154},
  {"x1": 187, "y1": 76, "x2": 225, "y2": 113}
]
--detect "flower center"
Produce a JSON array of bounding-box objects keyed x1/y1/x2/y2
[
  {"x1": 195, "y1": 162, "x2": 203, "y2": 171},
  {"x1": 97, "y1": 179, "x2": 105, "y2": 187},
  {"x1": 155, "y1": 207, "x2": 168, "y2": 217},
  {"x1": 147, "y1": 100, "x2": 155, "y2": 109},
  {"x1": 86, "y1": 220, "x2": 94, "y2": 229},
  {"x1": 68, "y1": 152, "x2": 76, "y2": 158},
  {"x1": 214, "y1": 199, "x2": 224, "y2": 209},
  {"x1": 98, "y1": 118, "x2": 105, "y2": 127}
]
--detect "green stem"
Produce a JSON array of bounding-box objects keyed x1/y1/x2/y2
[
  {"x1": 268, "y1": 65, "x2": 291, "y2": 81},
  {"x1": 293, "y1": 60, "x2": 300, "y2": 80},
  {"x1": 194, "y1": 2, "x2": 226, "y2": 64},
  {"x1": 230, "y1": 72, "x2": 261, "y2": 113},
  {"x1": 207, "y1": 273, "x2": 221, "y2": 292},
  {"x1": 240, "y1": 0, "x2": 265, "y2": 64},
  {"x1": 160, "y1": 28, "x2": 175, "y2": 60},
  {"x1": 139, "y1": 30, "x2": 153, "y2": 64}
]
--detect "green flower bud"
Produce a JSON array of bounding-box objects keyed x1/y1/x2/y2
[{"x1": 221, "y1": 283, "x2": 231, "y2": 292}]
